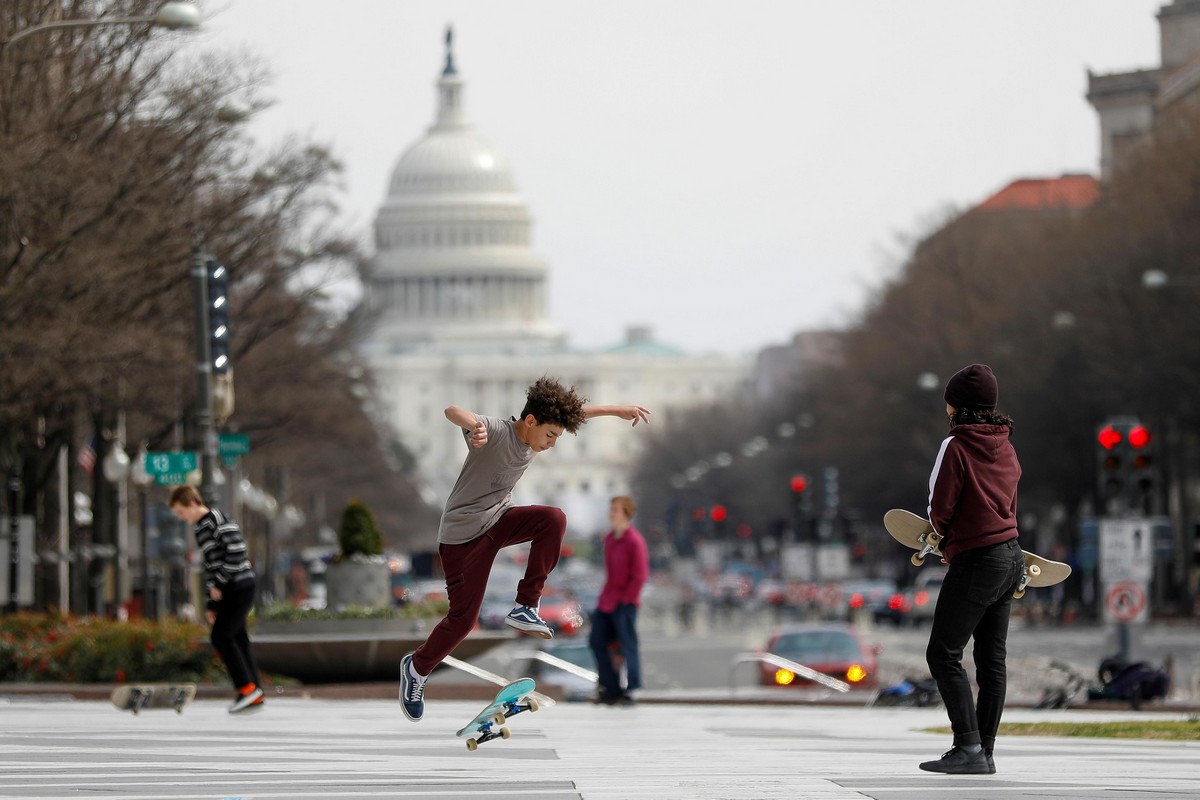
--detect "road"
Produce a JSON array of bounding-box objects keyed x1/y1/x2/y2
[{"x1": 469, "y1": 609, "x2": 1200, "y2": 704}]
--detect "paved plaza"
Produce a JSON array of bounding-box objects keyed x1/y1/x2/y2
[{"x1": 1, "y1": 693, "x2": 1197, "y2": 799}]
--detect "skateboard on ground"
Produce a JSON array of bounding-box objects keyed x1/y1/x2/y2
[
  {"x1": 883, "y1": 509, "x2": 1071, "y2": 598},
  {"x1": 111, "y1": 683, "x2": 197, "y2": 714},
  {"x1": 455, "y1": 677, "x2": 538, "y2": 751}
]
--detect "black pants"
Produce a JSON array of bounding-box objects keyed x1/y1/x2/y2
[
  {"x1": 925, "y1": 539, "x2": 1023, "y2": 751},
  {"x1": 210, "y1": 578, "x2": 261, "y2": 690}
]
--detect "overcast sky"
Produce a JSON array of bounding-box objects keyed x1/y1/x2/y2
[{"x1": 200, "y1": 1, "x2": 1165, "y2": 356}]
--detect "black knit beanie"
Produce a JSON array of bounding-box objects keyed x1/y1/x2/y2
[{"x1": 944, "y1": 364, "x2": 998, "y2": 411}]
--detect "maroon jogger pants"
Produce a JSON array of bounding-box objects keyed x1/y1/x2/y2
[{"x1": 411, "y1": 505, "x2": 566, "y2": 676}]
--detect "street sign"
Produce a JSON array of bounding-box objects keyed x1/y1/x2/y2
[
  {"x1": 218, "y1": 433, "x2": 250, "y2": 457},
  {"x1": 1105, "y1": 581, "x2": 1148, "y2": 624},
  {"x1": 145, "y1": 452, "x2": 198, "y2": 487},
  {"x1": 1098, "y1": 518, "x2": 1153, "y2": 584},
  {"x1": 0, "y1": 516, "x2": 35, "y2": 606}
]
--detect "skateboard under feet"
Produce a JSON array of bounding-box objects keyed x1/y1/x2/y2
[{"x1": 456, "y1": 677, "x2": 539, "y2": 751}]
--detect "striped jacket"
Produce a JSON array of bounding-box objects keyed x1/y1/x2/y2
[{"x1": 194, "y1": 509, "x2": 254, "y2": 607}]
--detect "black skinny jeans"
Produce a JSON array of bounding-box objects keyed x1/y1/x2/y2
[
  {"x1": 210, "y1": 577, "x2": 261, "y2": 690},
  {"x1": 925, "y1": 539, "x2": 1024, "y2": 751}
]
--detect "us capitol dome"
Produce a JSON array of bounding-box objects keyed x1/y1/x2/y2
[{"x1": 363, "y1": 28, "x2": 564, "y2": 355}]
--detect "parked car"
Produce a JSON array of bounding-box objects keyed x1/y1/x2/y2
[
  {"x1": 535, "y1": 588, "x2": 585, "y2": 637},
  {"x1": 841, "y1": 579, "x2": 901, "y2": 624},
  {"x1": 905, "y1": 567, "x2": 946, "y2": 625},
  {"x1": 759, "y1": 623, "x2": 881, "y2": 690}
]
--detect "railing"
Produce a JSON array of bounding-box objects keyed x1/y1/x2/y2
[
  {"x1": 730, "y1": 651, "x2": 852, "y2": 694},
  {"x1": 441, "y1": 654, "x2": 556, "y2": 707}
]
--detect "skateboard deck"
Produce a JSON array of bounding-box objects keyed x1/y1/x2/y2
[
  {"x1": 455, "y1": 678, "x2": 538, "y2": 751},
  {"x1": 883, "y1": 509, "x2": 1071, "y2": 598},
  {"x1": 111, "y1": 683, "x2": 196, "y2": 714}
]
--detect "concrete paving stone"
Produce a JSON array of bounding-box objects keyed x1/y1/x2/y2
[{"x1": 0, "y1": 696, "x2": 1197, "y2": 799}]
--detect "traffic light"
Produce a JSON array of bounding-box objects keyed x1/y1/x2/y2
[
  {"x1": 1128, "y1": 423, "x2": 1154, "y2": 514},
  {"x1": 1096, "y1": 420, "x2": 1127, "y2": 505},
  {"x1": 206, "y1": 258, "x2": 232, "y2": 375},
  {"x1": 1096, "y1": 416, "x2": 1153, "y2": 515}
]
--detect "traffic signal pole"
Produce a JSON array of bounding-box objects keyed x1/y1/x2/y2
[{"x1": 190, "y1": 247, "x2": 221, "y2": 509}]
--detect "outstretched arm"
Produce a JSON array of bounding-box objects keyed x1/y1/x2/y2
[
  {"x1": 445, "y1": 405, "x2": 488, "y2": 448},
  {"x1": 582, "y1": 404, "x2": 651, "y2": 427}
]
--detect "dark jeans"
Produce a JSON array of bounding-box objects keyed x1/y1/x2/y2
[
  {"x1": 210, "y1": 577, "x2": 261, "y2": 690},
  {"x1": 588, "y1": 603, "x2": 642, "y2": 697},
  {"x1": 412, "y1": 506, "x2": 566, "y2": 676},
  {"x1": 925, "y1": 539, "x2": 1024, "y2": 751}
]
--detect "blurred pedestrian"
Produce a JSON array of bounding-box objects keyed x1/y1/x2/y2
[
  {"x1": 169, "y1": 485, "x2": 264, "y2": 714},
  {"x1": 588, "y1": 495, "x2": 650, "y2": 705},
  {"x1": 919, "y1": 364, "x2": 1022, "y2": 775},
  {"x1": 399, "y1": 376, "x2": 650, "y2": 722}
]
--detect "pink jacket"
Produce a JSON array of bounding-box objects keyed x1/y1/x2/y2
[{"x1": 596, "y1": 527, "x2": 649, "y2": 613}]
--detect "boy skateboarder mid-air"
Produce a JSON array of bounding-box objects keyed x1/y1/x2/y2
[{"x1": 400, "y1": 376, "x2": 650, "y2": 722}]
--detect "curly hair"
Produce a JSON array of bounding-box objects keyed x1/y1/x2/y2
[
  {"x1": 520, "y1": 376, "x2": 587, "y2": 433},
  {"x1": 950, "y1": 408, "x2": 1015, "y2": 432}
]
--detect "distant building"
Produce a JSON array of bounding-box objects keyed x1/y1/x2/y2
[
  {"x1": 974, "y1": 175, "x2": 1099, "y2": 213},
  {"x1": 360, "y1": 30, "x2": 751, "y2": 535},
  {"x1": 755, "y1": 330, "x2": 844, "y2": 401},
  {"x1": 1087, "y1": 0, "x2": 1200, "y2": 179}
]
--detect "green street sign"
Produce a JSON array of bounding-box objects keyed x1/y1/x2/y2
[
  {"x1": 218, "y1": 433, "x2": 250, "y2": 457},
  {"x1": 145, "y1": 451, "x2": 198, "y2": 477},
  {"x1": 154, "y1": 472, "x2": 191, "y2": 486}
]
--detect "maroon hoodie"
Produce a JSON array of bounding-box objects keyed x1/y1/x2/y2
[{"x1": 927, "y1": 423, "x2": 1021, "y2": 561}]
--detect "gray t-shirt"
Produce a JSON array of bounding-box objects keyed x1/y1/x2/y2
[{"x1": 438, "y1": 415, "x2": 536, "y2": 545}]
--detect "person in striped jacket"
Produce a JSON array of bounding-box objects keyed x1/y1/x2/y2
[{"x1": 170, "y1": 485, "x2": 264, "y2": 713}]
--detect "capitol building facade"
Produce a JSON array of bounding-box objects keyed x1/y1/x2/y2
[{"x1": 360, "y1": 33, "x2": 752, "y2": 535}]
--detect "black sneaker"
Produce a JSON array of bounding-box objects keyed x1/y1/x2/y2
[
  {"x1": 399, "y1": 653, "x2": 427, "y2": 722},
  {"x1": 919, "y1": 746, "x2": 990, "y2": 774},
  {"x1": 985, "y1": 751, "x2": 996, "y2": 774},
  {"x1": 504, "y1": 605, "x2": 553, "y2": 639}
]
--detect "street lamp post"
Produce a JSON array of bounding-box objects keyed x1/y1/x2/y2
[
  {"x1": 0, "y1": 2, "x2": 200, "y2": 54},
  {"x1": 190, "y1": 246, "x2": 222, "y2": 509}
]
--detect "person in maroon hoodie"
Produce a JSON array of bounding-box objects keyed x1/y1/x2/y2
[
  {"x1": 919, "y1": 364, "x2": 1023, "y2": 776},
  {"x1": 588, "y1": 495, "x2": 650, "y2": 705}
]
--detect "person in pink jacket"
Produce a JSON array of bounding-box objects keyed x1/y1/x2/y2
[{"x1": 588, "y1": 495, "x2": 650, "y2": 705}]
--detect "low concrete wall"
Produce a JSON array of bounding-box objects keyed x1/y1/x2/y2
[{"x1": 251, "y1": 625, "x2": 512, "y2": 684}]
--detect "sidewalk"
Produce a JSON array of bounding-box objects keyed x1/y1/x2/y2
[{"x1": 1, "y1": 693, "x2": 1197, "y2": 799}]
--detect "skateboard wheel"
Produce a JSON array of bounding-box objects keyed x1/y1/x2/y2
[
  {"x1": 910, "y1": 553, "x2": 925, "y2": 567},
  {"x1": 492, "y1": 713, "x2": 506, "y2": 727},
  {"x1": 500, "y1": 727, "x2": 511, "y2": 740},
  {"x1": 1013, "y1": 588, "x2": 1026, "y2": 599},
  {"x1": 466, "y1": 738, "x2": 479, "y2": 751},
  {"x1": 527, "y1": 698, "x2": 539, "y2": 713},
  {"x1": 1028, "y1": 563, "x2": 1041, "y2": 577}
]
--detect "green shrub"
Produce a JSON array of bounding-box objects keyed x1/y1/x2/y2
[
  {"x1": 337, "y1": 500, "x2": 384, "y2": 559},
  {"x1": 255, "y1": 599, "x2": 449, "y2": 623},
  {"x1": 0, "y1": 614, "x2": 221, "y2": 683}
]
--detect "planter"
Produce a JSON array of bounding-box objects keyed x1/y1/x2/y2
[
  {"x1": 251, "y1": 619, "x2": 511, "y2": 683},
  {"x1": 324, "y1": 559, "x2": 391, "y2": 610}
]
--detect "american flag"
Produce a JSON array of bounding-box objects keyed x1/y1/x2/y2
[{"x1": 77, "y1": 435, "x2": 97, "y2": 476}]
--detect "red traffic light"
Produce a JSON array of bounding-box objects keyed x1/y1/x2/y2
[
  {"x1": 790, "y1": 475, "x2": 808, "y2": 493},
  {"x1": 1097, "y1": 425, "x2": 1122, "y2": 451},
  {"x1": 710, "y1": 504, "x2": 728, "y2": 523},
  {"x1": 1128, "y1": 425, "x2": 1151, "y2": 449}
]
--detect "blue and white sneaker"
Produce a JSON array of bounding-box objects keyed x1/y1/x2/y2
[
  {"x1": 399, "y1": 653, "x2": 427, "y2": 721},
  {"x1": 504, "y1": 605, "x2": 553, "y2": 639}
]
